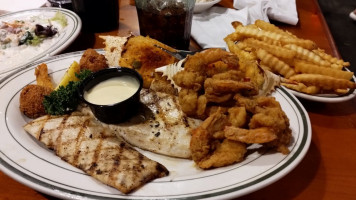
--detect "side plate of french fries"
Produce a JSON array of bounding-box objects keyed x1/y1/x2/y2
[{"x1": 224, "y1": 20, "x2": 356, "y2": 103}]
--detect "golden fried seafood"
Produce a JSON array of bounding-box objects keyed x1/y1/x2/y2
[
  {"x1": 169, "y1": 47, "x2": 291, "y2": 169},
  {"x1": 19, "y1": 84, "x2": 52, "y2": 118},
  {"x1": 79, "y1": 48, "x2": 108, "y2": 72},
  {"x1": 183, "y1": 48, "x2": 239, "y2": 72},
  {"x1": 224, "y1": 127, "x2": 277, "y2": 144},
  {"x1": 119, "y1": 36, "x2": 178, "y2": 88},
  {"x1": 173, "y1": 48, "x2": 265, "y2": 118},
  {"x1": 197, "y1": 139, "x2": 246, "y2": 169},
  {"x1": 234, "y1": 95, "x2": 291, "y2": 154},
  {"x1": 190, "y1": 108, "x2": 247, "y2": 169},
  {"x1": 35, "y1": 63, "x2": 54, "y2": 90},
  {"x1": 20, "y1": 64, "x2": 54, "y2": 118}
]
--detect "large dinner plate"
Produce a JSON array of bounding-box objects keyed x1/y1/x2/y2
[
  {"x1": 0, "y1": 50, "x2": 311, "y2": 199},
  {"x1": 0, "y1": 7, "x2": 81, "y2": 77}
]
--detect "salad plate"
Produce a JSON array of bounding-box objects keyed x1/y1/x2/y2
[{"x1": 0, "y1": 7, "x2": 81, "y2": 77}]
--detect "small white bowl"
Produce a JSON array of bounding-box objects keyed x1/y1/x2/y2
[{"x1": 193, "y1": 0, "x2": 221, "y2": 13}]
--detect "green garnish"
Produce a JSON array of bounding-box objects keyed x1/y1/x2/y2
[
  {"x1": 19, "y1": 31, "x2": 44, "y2": 46},
  {"x1": 19, "y1": 31, "x2": 34, "y2": 45},
  {"x1": 51, "y1": 11, "x2": 68, "y2": 27},
  {"x1": 43, "y1": 69, "x2": 92, "y2": 115}
]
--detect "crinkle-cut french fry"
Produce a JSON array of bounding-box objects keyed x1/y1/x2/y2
[
  {"x1": 312, "y1": 48, "x2": 350, "y2": 67},
  {"x1": 224, "y1": 32, "x2": 245, "y2": 45},
  {"x1": 235, "y1": 26, "x2": 284, "y2": 43},
  {"x1": 334, "y1": 88, "x2": 349, "y2": 94},
  {"x1": 278, "y1": 57, "x2": 295, "y2": 66},
  {"x1": 281, "y1": 82, "x2": 320, "y2": 94},
  {"x1": 289, "y1": 74, "x2": 356, "y2": 90},
  {"x1": 284, "y1": 44, "x2": 331, "y2": 67},
  {"x1": 231, "y1": 21, "x2": 243, "y2": 29},
  {"x1": 259, "y1": 37, "x2": 282, "y2": 46},
  {"x1": 329, "y1": 63, "x2": 344, "y2": 70},
  {"x1": 226, "y1": 40, "x2": 257, "y2": 63},
  {"x1": 294, "y1": 60, "x2": 354, "y2": 80},
  {"x1": 254, "y1": 19, "x2": 296, "y2": 38},
  {"x1": 235, "y1": 40, "x2": 248, "y2": 50},
  {"x1": 256, "y1": 49, "x2": 295, "y2": 78},
  {"x1": 243, "y1": 38, "x2": 296, "y2": 59},
  {"x1": 281, "y1": 37, "x2": 317, "y2": 50},
  {"x1": 259, "y1": 63, "x2": 272, "y2": 71}
]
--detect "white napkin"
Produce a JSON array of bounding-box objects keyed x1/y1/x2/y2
[
  {"x1": 191, "y1": 0, "x2": 298, "y2": 49},
  {"x1": 192, "y1": 7, "x2": 249, "y2": 49},
  {"x1": 0, "y1": 0, "x2": 47, "y2": 15},
  {"x1": 233, "y1": 0, "x2": 298, "y2": 25}
]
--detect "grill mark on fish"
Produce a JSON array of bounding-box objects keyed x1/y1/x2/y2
[
  {"x1": 37, "y1": 115, "x2": 49, "y2": 142},
  {"x1": 73, "y1": 118, "x2": 90, "y2": 168},
  {"x1": 88, "y1": 129, "x2": 103, "y2": 175}
]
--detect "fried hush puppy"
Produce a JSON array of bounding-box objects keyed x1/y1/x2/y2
[
  {"x1": 19, "y1": 84, "x2": 52, "y2": 118},
  {"x1": 79, "y1": 48, "x2": 108, "y2": 72}
]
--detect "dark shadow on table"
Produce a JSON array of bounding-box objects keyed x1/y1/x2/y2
[{"x1": 63, "y1": 32, "x2": 96, "y2": 53}]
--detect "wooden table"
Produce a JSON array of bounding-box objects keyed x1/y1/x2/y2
[{"x1": 1, "y1": 0, "x2": 355, "y2": 199}]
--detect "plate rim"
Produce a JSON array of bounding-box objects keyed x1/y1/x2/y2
[
  {"x1": 0, "y1": 7, "x2": 82, "y2": 76},
  {"x1": 0, "y1": 50, "x2": 312, "y2": 199}
]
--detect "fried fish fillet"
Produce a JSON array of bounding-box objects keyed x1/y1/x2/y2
[
  {"x1": 118, "y1": 36, "x2": 178, "y2": 88},
  {"x1": 23, "y1": 113, "x2": 168, "y2": 194}
]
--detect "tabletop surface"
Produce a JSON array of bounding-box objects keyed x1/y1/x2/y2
[{"x1": 1, "y1": 0, "x2": 356, "y2": 199}]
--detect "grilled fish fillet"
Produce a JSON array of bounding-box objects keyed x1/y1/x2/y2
[
  {"x1": 23, "y1": 113, "x2": 169, "y2": 194},
  {"x1": 80, "y1": 89, "x2": 201, "y2": 159},
  {"x1": 110, "y1": 89, "x2": 201, "y2": 159}
]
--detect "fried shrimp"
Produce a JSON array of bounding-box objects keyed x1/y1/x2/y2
[
  {"x1": 190, "y1": 108, "x2": 228, "y2": 162},
  {"x1": 238, "y1": 97, "x2": 292, "y2": 154},
  {"x1": 224, "y1": 127, "x2": 277, "y2": 144},
  {"x1": 197, "y1": 139, "x2": 246, "y2": 169},
  {"x1": 35, "y1": 63, "x2": 54, "y2": 90},
  {"x1": 183, "y1": 48, "x2": 239, "y2": 72},
  {"x1": 171, "y1": 48, "x2": 292, "y2": 169},
  {"x1": 190, "y1": 108, "x2": 247, "y2": 169}
]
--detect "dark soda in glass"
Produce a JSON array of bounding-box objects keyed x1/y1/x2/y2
[
  {"x1": 136, "y1": 0, "x2": 195, "y2": 50},
  {"x1": 72, "y1": 0, "x2": 119, "y2": 32}
]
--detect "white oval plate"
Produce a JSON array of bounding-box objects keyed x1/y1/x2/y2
[
  {"x1": 0, "y1": 50, "x2": 311, "y2": 199},
  {"x1": 0, "y1": 7, "x2": 81, "y2": 77},
  {"x1": 284, "y1": 74, "x2": 356, "y2": 103}
]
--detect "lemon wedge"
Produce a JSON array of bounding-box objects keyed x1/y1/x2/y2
[{"x1": 55, "y1": 61, "x2": 80, "y2": 90}]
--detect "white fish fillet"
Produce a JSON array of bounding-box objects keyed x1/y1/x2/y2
[
  {"x1": 23, "y1": 113, "x2": 168, "y2": 194},
  {"x1": 80, "y1": 89, "x2": 201, "y2": 158},
  {"x1": 108, "y1": 89, "x2": 201, "y2": 159}
]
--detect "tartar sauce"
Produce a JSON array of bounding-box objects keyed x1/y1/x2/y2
[{"x1": 84, "y1": 75, "x2": 139, "y2": 105}]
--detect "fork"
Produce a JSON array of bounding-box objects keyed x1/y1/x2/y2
[{"x1": 153, "y1": 44, "x2": 198, "y2": 60}]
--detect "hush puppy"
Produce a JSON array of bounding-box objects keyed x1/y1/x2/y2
[
  {"x1": 79, "y1": 48, "x2": 108, "y2": 72},
  {"x1": 19, "y1": 84, "x2": 52, "y2": 118}
]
